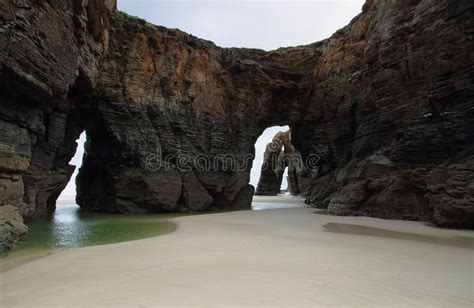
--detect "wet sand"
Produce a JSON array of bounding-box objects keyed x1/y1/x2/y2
[
  {"x1": 0, "y1": 250, "x2": 53, "y2": 272},
  {"x1": 0, "y1": 204, "x2": 178, "y2": 273},
  {"x1": 323, "y1": 222, "x2": 474, "y2": 249},
  {"x1": 1, "y1": 196, "x2": 473, "y2": 307}
]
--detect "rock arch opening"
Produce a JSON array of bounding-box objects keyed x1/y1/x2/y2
[
  {"x1": 1, "y1": 0, "x2": 472, "y2": 254},
  {"x1": 57, "y1": 132, "x2": 86, "y2": 207},
  {"x1": 252, "y1": 126, "x2": 312, "y2": 197},
  {"x1": 251, "y1": 126, "x2": 289, "y2": 193}
]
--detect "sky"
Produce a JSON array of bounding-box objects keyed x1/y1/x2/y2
[
  {"x1": 250, "y1": 126, "x2": 289, "y2": 188},
  {"x1": 59, "y1": 0, "x2": 364, "y2": 200},
  {"x1": 60, "y1": 132, "x2": 86, "y2": 200},
  {"x1": 118, "y1": 0, "x2": 364, "y2": 50}
]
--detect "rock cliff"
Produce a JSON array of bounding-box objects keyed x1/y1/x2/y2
[
  {"x1": 74, "y1": 12, "x2": 318, "y2": 214},
  {"x1": 299, "y1": 0, "x2": 474, "y2": 228},
  {"x1": 0, "y1": 0, "x2": 116, "y2": 251},
  {"x1": 0, "y1": 0, "x2": 472, "y2": 252}
]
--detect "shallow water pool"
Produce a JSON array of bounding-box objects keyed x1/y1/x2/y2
[{"x1": 0, "y1": 204, "x2": 178, "y2": 271}]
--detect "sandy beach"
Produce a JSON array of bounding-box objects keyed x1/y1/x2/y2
[{"x1": 1, "y1": 196, "x2": 473, "y2": 307}]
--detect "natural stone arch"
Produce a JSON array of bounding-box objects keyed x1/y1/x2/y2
[
  {"x1": 0, "y1": 0, "x2": 473, "y2": 252},
  {"x1": 67, "y1": 11, "x2": 319, "y2": 214},
  {"x1": 255, "y1": 130, "x2": 310, "y2": 196}
]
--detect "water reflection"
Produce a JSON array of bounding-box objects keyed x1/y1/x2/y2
[
  {"x1": 252, "y1": 195, "x2": 307, "y2": 211},
  {"x1": 50, "y1": 205, "x2": 91, "y2": 248},
  {"x1": 17, "y1": 204, "x2": 176, "y2": 251},
  {"x1": 53, "y1": 205, "x2": 80, "y2": 224},
  {"x1": 0, "y1": 204, "x2": 177, "y2": 272},
  {"x1": 14, "y1": 195, "x2": 304, "y2": 253}
]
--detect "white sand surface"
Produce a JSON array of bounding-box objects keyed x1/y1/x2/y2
[{"x1": 1, "y1": 196, "x2": 473, "y2": 307}]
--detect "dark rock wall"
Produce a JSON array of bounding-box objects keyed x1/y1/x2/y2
[
  {"x1": 74, "y1": 13, "x2": 318, "y2": 213},
  {"x1": 298, "y1": 0, "x2": 474, "y2": 227},
  {"x1": 0, "y1": 0, "x2": 472, "y2": 252},
  {"x1": 0, "y1": 0, "x2": 116, "y2": 252}
]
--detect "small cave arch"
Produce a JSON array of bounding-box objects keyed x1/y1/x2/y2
[
  {"x1": 40, "y1": 70, "x2": 119, "y2": 216},
  {"x1": 251, "y1": 126, "x2": 312, "y2": 197}
]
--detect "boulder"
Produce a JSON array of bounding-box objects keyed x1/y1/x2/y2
[{"x1": 0, "y1": 205, "x2": 28, "y2": 254}]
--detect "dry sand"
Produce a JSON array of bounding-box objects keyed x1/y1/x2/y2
[{"x1": 1, "y1": 196, "x2": 473, "y2": 307}]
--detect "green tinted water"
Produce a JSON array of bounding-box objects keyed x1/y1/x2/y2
[
  {"x1": 1, "y1": 195, "x2": 304, "y2": 271},
  {"x1": 0, "y1": 204, "x2": 178, "y2": 270}
]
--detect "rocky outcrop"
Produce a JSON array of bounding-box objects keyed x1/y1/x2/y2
[
  {"x1": 255, "y1": 132, "x2": 285, "y2": 196},
  {"x1": 0, "y1": 0, "x2": 116, "y2": 252},
  {"x1": 299, "y1": 0, "x2": 474, "y2": 227},
  {"x1": 0, "y1": 0, "x2": 472, "y2": 252},
  {"x1": 0, "y1": 143, "x2": 29, "y2": 253},
  {"x1": 72, "y1": 12, "x2": 318, "y2": 214},
  {"x1": 255, "y1": 130, "x2": 310, "y2": 196},
  {"x1": 0, "y1": 205, "x2": 28, "y2": 254}
]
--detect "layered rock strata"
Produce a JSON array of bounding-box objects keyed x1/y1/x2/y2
[
  {"x1": 0, "y1": 0, "x2": 116, "y2": 253},
  {"x1": 0, "y1": 0, "x2": 472, "y2": 252},
  {"x1": 298, "y1": 0, "x2": 474, "y2": 228}
]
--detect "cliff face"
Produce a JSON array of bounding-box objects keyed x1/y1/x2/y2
[
  {"x1": 0, "y1": 0, "x2": 116, "y2": 251},
  {"x1": 0, "y1": 0, "x2": 472, "y2": 252},
  {"x1": 298, "y1": 0, "x2": 474, "y2": 227},
  {"x1": 74, "y1": 12, "x2": 318, "y2": 214}
]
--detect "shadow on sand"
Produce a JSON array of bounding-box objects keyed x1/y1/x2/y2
[{"x1": 323, "y1": 222, "x2": 474, "y2": 249}]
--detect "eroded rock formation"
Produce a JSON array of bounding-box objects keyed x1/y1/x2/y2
[
  {"x1": 255, "y1": 130, "x2": 310, "y2": 196},
  {"x1": 0, "y1": 205, "x2": 27, "y2": 253},
  {"x1": 0, "y1": 0, "x2": 472, "y2": 252},
  {"x1": 0, "y1": 0, "x2": 117, "y2": 252},
  {"x1": 72, "y1": 12, "x2": 319, "y2": 215},
  {"x1": 298, "y1": 0, "x2": 474, "y2": 228},
  {"x1": 255, "y1": 132, "x2": 286, "y2": 196}
]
